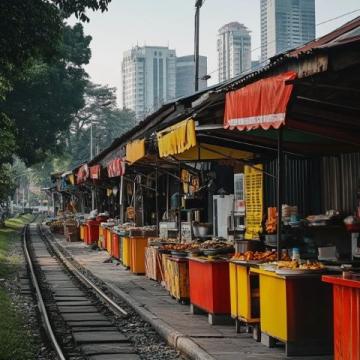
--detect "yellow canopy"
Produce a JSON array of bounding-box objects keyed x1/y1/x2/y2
[
  {"x1": 174, "y1": 143, "x2": 253, "y2": 161},
  {"x1": 126, "y1": 138, "x2": 146, "y2": 164},
  {"x1": 157, "y1": 118, "x2": 197, "y2": 158}
]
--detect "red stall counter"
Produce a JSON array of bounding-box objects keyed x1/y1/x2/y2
[
  {"x1": 188, "y1": 258, "x2": 231, "y2": 325},
  {"x1": 86, "y1": 220, "x2": 100, "y2": 245},
  {"x1": 323, "y1": 275, "x2": 360, "y2": 360}
]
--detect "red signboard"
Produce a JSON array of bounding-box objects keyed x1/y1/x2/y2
[{"x1": 224, "y1": 72, "x2": 297, "y2": 131}]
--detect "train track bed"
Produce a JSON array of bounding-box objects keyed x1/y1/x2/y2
[{"x1": 25, "y1": 223, "x2": 183, "y2": 360}]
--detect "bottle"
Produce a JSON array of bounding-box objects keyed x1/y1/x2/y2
[{"x1": 292, "y1": 248, "x2": 300, "y2": 262}]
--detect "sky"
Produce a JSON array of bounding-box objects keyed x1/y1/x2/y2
[{"x1": 71, "y1": 0, "x2": 360, "y2": 106}]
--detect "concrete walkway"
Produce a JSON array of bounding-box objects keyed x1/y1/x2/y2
[{"x1": 52, "y1": 235, "x2": 333, "y2": 360}]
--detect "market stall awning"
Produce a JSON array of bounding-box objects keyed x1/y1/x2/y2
[
  {"x1": 157, "y1": 118, "x2": 197, "y2": 157},
  {"x1": 224, "y1": 72, "x2": 297, "y2": 131},
  {"x1": 126, "y1": 139, "x2": 146, "y2": 164},
  {"x1": 76, "y1": 164, "x2": 89, "y2": 184},
  {"x1": 107, "y1": 158, "x2": 125, "y2": 178},
  {"x1": 174, "y1": 143, "x2": 253, "y2": 161},
  {"x1": 89, "y1": 165, "x2": 101, "y2": 180}
]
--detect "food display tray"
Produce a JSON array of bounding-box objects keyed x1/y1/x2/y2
[{"x1": 276, "y1": 269, "x2": 325, "y2": 275}]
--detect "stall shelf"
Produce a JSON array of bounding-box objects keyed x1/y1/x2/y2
[
  {"x1": 122, "y1": 237, "x2": 131, "y2": 268},
  {"x1": 229, "y1": 261, "x2": 260, "y2": 335},
  {"x1": 188, "y1": 257, "x2": 231, "y2": 325},
  {"x1": 322, "y1": 275, "x2": 360, "y2": 360},
  {"x1": 251, "y1": 268, "x2": 333, "y2": 356},
  {"x1": 130, "y1": 236, "x2": 147, "y2": 274},
  {"x1": 167, "y1": 257, "x2": 189, "y2": 303}
]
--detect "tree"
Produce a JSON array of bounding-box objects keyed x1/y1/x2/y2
[
  {"x1": 0, "y1": 23, "x2": 92, "y2": 165},
  {"x1": 67, "y1": 82, "x2": 136, "y2": 166}
]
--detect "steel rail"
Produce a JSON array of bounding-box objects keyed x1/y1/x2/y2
[
  {"x1": 23, "y1": 225, "x2": 66, "y2": 360},
  {"x1": 39, "y1": 226, "x2": 128, "y2": 317}
]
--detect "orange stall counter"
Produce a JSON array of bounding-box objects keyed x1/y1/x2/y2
[
  {"x1": 122, "y1": 237, "x2": 131, "y2": 268},
  {"x1": 106, "y1": 227, "x2": 113, "y2": 255},
  {"x1": 101, "y1": 226, "x2": 108, "y2": 250},
  {"x1": 130, "y1": 236, "x2": 148, "y2": 274}
]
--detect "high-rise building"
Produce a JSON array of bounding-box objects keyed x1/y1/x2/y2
[
  {"x1": 122, "y1": 46, "x2": 176, "y2": 121},
  {"x1": 175, "y1": 55, "x2": 207, "y2": 98},
  {"x1": 217, "y1": 22, "x2": 251, "y2": 83},
  {"x1": 261, "y1": 0, "x2": 315, "y2": 61}
]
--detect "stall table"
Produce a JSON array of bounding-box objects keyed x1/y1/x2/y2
[
  {"x1": 322, "y1": 275, "x2": 360, "y2": 360},
  {"x1": 251, "y1": 268, "x2": 333, "y2": 356},
  {"x1": 188, "y1": 257, "x2": 231, "y2": 325},
  {"x1": 229, "y1": 261, "x2": 260, "y2": 336}
]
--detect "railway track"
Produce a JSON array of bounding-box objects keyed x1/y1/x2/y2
[{"x1": 24, "y1": 223, "x2": 182, "y2": 360}]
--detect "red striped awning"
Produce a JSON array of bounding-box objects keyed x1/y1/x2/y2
[
  {"x1": 89, "y1": 165, "x2": 101, "y2": 180},
  {"x1": 224, "y1": 72, "x2": 297, "y2": 131},
  {"x1": 107, "y1": 158, "x2": 125, "y2": 178}
]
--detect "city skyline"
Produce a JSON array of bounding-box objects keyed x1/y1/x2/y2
[{"x1": 71, "y1": 0, "x2": 360, "y2": 106}]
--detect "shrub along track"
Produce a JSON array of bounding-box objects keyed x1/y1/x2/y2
[{"x1": 25, "y1": 223, "x2": 183, "y2": 360}]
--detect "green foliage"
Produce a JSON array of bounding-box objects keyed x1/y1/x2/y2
[
  {"x1": 0, "y1": 23, "x2": 92, "y2": 165},
  {"x1": 67, "y1": 82, "x2": 136, "y2": 166}
]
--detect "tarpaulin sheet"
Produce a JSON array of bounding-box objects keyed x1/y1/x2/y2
[
  {"x1": 224, "y1": 72, "x2": 297, "y2": 131},
  {"x1": 157, "y1": 118, "x2": 197, "y2": 157},
  {"x1": 89, "y1": 165, "x2": 101, "y2": 180},
  {"x1": 126, "y1": 139, "x2": 145, "y2": 164},
  {"x1": 76, "y1": 164, "x2": 89, "y2": 184},
  {"x1": 107, "y1": 158, "x2": 125, "y2": 178}
]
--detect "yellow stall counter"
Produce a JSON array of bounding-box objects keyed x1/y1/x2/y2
[
  {"x1": 250, "y1": 268, "x2": 333, "y2": 356},
  {"x1": 229, "y1": 262, "x2": 260, "y2": 323},
  {"x1": 98, "y1": 225, "x2": 104, "y2": 248},
  {"x1": 106, "y1": 228, "x2": 112, "y2": 255},
  {"x1": 79, "y1": 224, "x2": 85, "y2": 241},
  {"x1": 122, "y1": 237, "x2": 131, "y2": 268}
]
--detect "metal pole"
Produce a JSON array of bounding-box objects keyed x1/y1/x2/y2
[
  {"x1": 119, "y1": 176, "x2": 124, "y2": 224},
  {"x1": 178, "y1": 163, "x2": 182, "y2": 242},
  {"x1": 277, "y1": 127, "x2": 284, "y2": 260},
  {"x1": 194, "y1": 0, "x2": 203, "y2": 92},
  {"x1": 90, "y1": 120, "x2": 95, "y2": 211},
  {"x1": 155, "y1": 157, "x2": 159, "y2": 233}
]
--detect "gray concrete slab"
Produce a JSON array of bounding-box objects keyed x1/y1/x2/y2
[
  {"x1": 71, "y1": 326, "x2": 118, "y2": 332},
  {"x1": 68, "y1": 321, "x2": 114, "y2": 327},
  {"x1": 53, "y1": 289, "x2": 86, "y2": 296},
  {"x1": 54, "y1": 296, "x2": 89, "y2": 301},
  {"x1": 63, "y1": 313, "x2": 108, "y2": 322},
  {"x1": 88, "y1": 355, "x2": 140, "y2": 360},
  {"x1": 81, "y1": 343, "x2": 135, "y2": 355},
  {"x1": 72, "y1": 331, "x2": 128, "y2": 344},
  {"x1": 57, "y1": 301, "x2": 93, "y2": 306},
  {"x1": 58, "y1": 306, "x2": 98, "y2": 313}
]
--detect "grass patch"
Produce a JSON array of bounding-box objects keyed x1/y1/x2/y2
[
  {"x1": 0, "y1": 214, "x2": 37, "y2": 359},
  {"x1": 0, "y1": 290, "x2": 37, "y2": 360}
]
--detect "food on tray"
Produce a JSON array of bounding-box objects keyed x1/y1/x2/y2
[
  {"x1": 160, "y1": 243, "x2": 200, "y2": 251},
  {"x1": 200, "y1": 239, "x2": 233, "y2": 249},
  {"x1": 276, "y1": 260, "x2": 324, "y2": 270},
  {"x1": 231, "y1": 250, "x2": 291, "y2": 262}
]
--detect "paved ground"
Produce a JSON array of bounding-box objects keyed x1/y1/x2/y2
[{"x1": 53, "y1": 235, "x2": 333, "y2": 360}]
